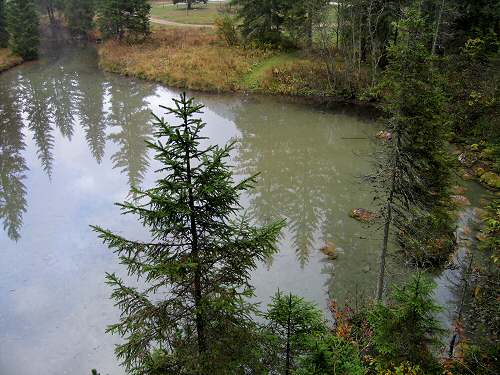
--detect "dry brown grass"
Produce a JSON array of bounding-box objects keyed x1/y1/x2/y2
[
  {"x1": 0, "y1": 49, "x2": 23, "y2": 73},
  {"x1": 98, "y1": 27, "x2": 370, "y2": 99},
  {"x1": 258, "y1": 58, "x2": 370, "y2": 99},
  {"x1": 98, "y1": 27, "x2": 273, "y2": 92}
]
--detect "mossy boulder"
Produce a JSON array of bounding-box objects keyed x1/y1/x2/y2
[
  {"x1": 480, "y1": 171, "x2": 500, "y2": 189},
  {"x1": 470, "y1": 143, "x2": 480, "y2": 151},
  {"x1": 480, "y1": 148, "x2": 495, "y2": 160},
  {"x1": 473, "y1": 165, "x2": 486, "y2": 176}
]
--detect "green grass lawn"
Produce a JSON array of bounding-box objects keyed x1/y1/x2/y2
[
  {"x1": 150, "y1": 2, "x2": 229, "y2": 25},
  {"x1": 241, "y1": 52, "x2": 302, "y2": 90}
]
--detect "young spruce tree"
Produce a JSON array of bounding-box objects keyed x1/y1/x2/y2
[
  {"x1": 6, "y1": 0, "x2": 39, "y2": 60},
  {"x1": 96, "y1": 0, "x2": 150, "y2": 41},
  {"x1": 369, "y1": 273, "x2": 445, "y2": 370},
  {"x1": 265, "y1": 292, "x2": 327, "y2": 374},
  {"x1": 92, "y1": 93, "x2": 285, "y2": 373},
  {"x1": 370, "y1": 5, "x2": 451, "y2": 300}
]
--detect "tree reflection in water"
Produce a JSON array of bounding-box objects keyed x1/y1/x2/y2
[
  {"x1": 0, "y1": 45, "x2": 157, "y2": 240},
  {"x1": 231, "y1": 97, "x2": 378, "y2": 302},
  {"x1": 0, "y1": 78, "x2": 28, "y2": 241}
]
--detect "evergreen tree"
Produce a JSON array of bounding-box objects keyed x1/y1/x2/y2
[
  {"x1": 231, "y1": 0, "x2": 288, "y2": 44},
  {"x1": 6, "y1": 0, "x2": 39, "y2": 60},
  {"x1": 369, "y1": 273, "x2": 445, "y2": 370},
  {"x1": 285, "y1": 0, "x2": 329, "y2": 48},
  {"x1": 264, "y1": 292, "x2": 327, "y2": 374},
  {"x1": 0, "y1": 0, "x2": 8, "y2": 48},
  {"x1": 64, "y1": 0, "x2": 94, "y2": 36},
  {"x1": 295, "y1": 335, "x2": 365, "y2": 375},
  {"x1": 385, "y1": 6, "x2": 453, "y2": 267},
  {"x1": 92, "y1": 93, "x2": 285, "y2": 373},
  {"x1": 96, "y1": 0, "x2": 150, "y2": 41},
  {"x1": 370, "y1": 5, "x2": 452, "y2": 299}
]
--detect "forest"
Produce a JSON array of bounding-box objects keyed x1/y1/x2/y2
[{"x1": 0, "y1": 0, "x2": 498, "y2": 374}]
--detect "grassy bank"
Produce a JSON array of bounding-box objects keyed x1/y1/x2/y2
[
  {"x1": 0, "y1": 49, "x2": 23, "y2": 73},
  {"x1": 99, "y1": 27, "x2": 272, "y2": 91},
  {"x1": 98, "y1": 27, "x2": 364, "y2": 98}
]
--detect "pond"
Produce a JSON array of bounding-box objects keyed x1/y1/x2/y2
[{"x1": 0, "y1": 42, "x2": 476, "y2": 374}]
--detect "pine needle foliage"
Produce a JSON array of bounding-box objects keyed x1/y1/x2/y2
[
  {"x1": 368, "y1": 5, "x2": 452, "y2": 299},
  {"x1": 92, "y1": 93, "x2": 285, "y2": 374},
  {"x1": 6, "y1": 0, "x2": 39, "y2": 60},
  {"x1": 264, "y1": 291, "x2": 327, "y2": 373},
  {"x1": 369, "y1": 273, "x2": 445, "y2": 370}
]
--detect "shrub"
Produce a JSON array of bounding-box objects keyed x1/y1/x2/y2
[{"x1": 214, "y1": 14, "x2": 239, "y2": 46}]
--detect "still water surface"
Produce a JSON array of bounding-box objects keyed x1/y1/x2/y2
[{"x1": 0, "y1": 43, "x2": 414, "y2": 374}]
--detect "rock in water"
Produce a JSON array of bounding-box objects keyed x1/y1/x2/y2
[
  {"x1": 458, "y1": 152, "x2": 478, "y2": 167},
  {"x1": 451, "y1": 195, "x2": 471, "y2": 207},
  {"x1": 320, "y1": 242, "x2": 337, "y2": 258},
  {"x1": 451, "y1": 185, "x2": 467, "y2": 195},
  {"x1": 462, "y1": 171, "x2": 475, "y2": 181},
  {"x1": 375, "y1": 130, "x2": 392, "y2": 141},
  {"x1": 473, "y1": 207, "x2": 488, "y2": 220},
  {"x1": 350, "y1": 208, "x2": 376, "y2": 222},
  {"x1": 476, "y1": 232, "x2": 487, "y2": 242}
]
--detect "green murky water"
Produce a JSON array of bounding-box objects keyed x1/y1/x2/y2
[{"x1": 0, "y1": 42, "x2": 472, "y2": 374}]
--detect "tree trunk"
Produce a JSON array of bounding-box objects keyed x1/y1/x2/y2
[
  {"x1": 306, "y1": 12, "x2": 313, "y2": 49},
  {"x1": 376, "y1": 130, "x2": 400, "y2": 301},
  {"x1": 449, "y1": 255, "x2": 473, "y2": 358},
  {"x1": 46, "y1": 6, "x2": 55, "y2": 24},
  {"x1": 336, "y1": 3, "x2": 340, "y2": 47},
  {"x1": 285, "y1": 293, "x2": 292, "y2": 375},
  {"x1": 432, "y1": 0, "x2": 445, "y2": 55},
  {"x1": 377, "y1": 193, "x2": 393, "y2": 301},
  {"x1": 183, "y1": 100, "x2": 206, "y2": 354}
]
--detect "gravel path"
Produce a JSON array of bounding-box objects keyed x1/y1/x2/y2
[{"x1": 150, "y1": 16, "x2": 215, "y2": 28}]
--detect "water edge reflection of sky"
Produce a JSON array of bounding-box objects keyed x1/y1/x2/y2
[{"x1": 0, "y1": 43, "x2": 397, "y2": 375}]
